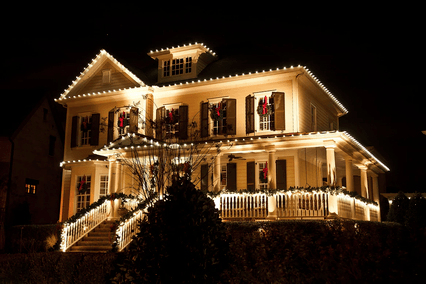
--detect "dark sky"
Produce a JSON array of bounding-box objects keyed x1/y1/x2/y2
[{"x1": 1, "y1": 4, "x2": 423, "y2": 192}]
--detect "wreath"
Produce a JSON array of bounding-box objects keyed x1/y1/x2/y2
[
  {"x1": 77, "y1": 175, "x2": 90, "y2": 195},
  {"x1": 80, "y1": 116, "x2": 91, "y2": 132},
  {"x1": 257, "y1": 96, "x2": 273, "y2": 117},
  {"x1": 165, "y1": 108, "x2": 179, "y2": 125},
  {"x1": 210, "y1": 102, "x2": 224, "y2": 121},
  {"x1": 117, "y1": 111, "x2": 129, "y2": 128}
]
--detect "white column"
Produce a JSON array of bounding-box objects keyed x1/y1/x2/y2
[
  {"x1": 324, "y1": 141, "x2": 336, "y2": 186},
  {"x1": 345, "y1": 157, "x2": 354, "y2": 192},
  {"x1": 266, "y1": 145, "x2": 276, "y2": 189},
  {"x1": 214, "y1": 154, "x2": 221, "y2": 192},
  {"x1": 359, "y1": 166, "x2": 369, "y2": 199}
]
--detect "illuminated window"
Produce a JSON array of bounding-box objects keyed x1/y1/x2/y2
[
  {"x1": 221, "y1": 165, "x2": 227, "y2": 189},
  {"x1": 25, "y1": 178, "x2": 38, "y2": 194},
  {"x1": 80, "y1": 116, "x2": 92, "y2": 145},
  {"x1": 163, "y1": 57, "x2": 192, "y2": 77},
  {"x1": 212, "y1": 102, "x2": 227, "y2": 135},
  {"x1": 258, "y1": 96, "x2": 274, "y2": 131}
]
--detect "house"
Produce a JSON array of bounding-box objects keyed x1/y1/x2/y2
[
  {"x1": 55, "y1": 43, "x2": 389, "y2": 226},
  {"x1": 0, "y1": 92, "x2": 64, "y2": 250}
]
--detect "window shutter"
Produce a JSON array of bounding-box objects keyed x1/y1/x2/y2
[
  {"x1": 107, "y1": 111, "x2": 114, "y2": 143},
  {"x1": 227, "y1": 163, "x2": 237, "y2": 191},
  {"x1": 145, "y1": 93, "x2": 154, "y2": 137},
  {"x1": 201, "y1": 164, "x2": 209, "y2": 191},
  {"x1": 71, "y1": 116, "x2": 78, "y2": 148},
  {"x1": 200, "y1": 102, "x2": 209, "y2": 138},
  {"x1": 129, "y1": 107, "x2": 139, "y2": 133},
  {"x1": 245, "y1": 95, "x2": 255, "y2": 134},
  {"x1": 272, "y1": 92, "x2": 285, "y2": 131},
  {"x1": 178, "y1": 105, "x2": 188, "y2": 140},
  {"x1": 90, "y1": 113, "x2": 100, "y2": 146},
  {"x1": 246, "y1": 161, "x2": 255, "y2": 190},
  {"x1": 225, "y1": 99, "x2": 236, "y2": 135},
  {"x1": 156, "y1": 106, "x2": 165, "y2": 140},
  {"x1": 276, "y1": 160, "x2": 287, "y2": 190}
]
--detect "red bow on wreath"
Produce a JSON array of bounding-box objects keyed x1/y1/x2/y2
[
  {"x1": 216, "y1": 103, "x2": 221, "y2": 116},
  {"x1": 119, "y1": 112, "x2": 125, "y2": 127},
  {"x1": 263, "y1": 162, "x2": 268, "y2": 180},
  {"x1": 169, "y1": 109, "x2": 174, "y2": 121},
  {"x1": 263, "y1": 96, "x2": 268, "y2": 115},
  {"x1": 79, "y1": 175, "x2": 86, "y2": 192}
]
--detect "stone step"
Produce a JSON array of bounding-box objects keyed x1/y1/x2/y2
[{"x1": 69, "y1": 245, "x2": 111, "y2": 252}]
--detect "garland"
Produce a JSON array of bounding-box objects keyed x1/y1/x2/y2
[
  {"x1": 257, "y1": 96, "x2": 273, "y2": 117},
  {"x1": 210, "y1": 103, "x2": 224, "y2": 121}
]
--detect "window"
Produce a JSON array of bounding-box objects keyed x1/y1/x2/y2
[
  {"x1": 100, "y1": 175, "x2": 108, "y2": 197},
  {"x1": 156, "y1": 105, "x2": 188, "y2": 140},
  {"x1": 48, "y1": 135, "x2": 56, "y2": 156},
  {"x1": 211, "y1": 102, "x2": 227, "y2": 135},
  {"x1": 102, "y1": 69, "x2": 111, "y2": 84},
  {"x1": 25, "y1": 178, "x2": 38, "y2": 194},
  {"x1": 258, "y1": 95, "x2": 274, "y2": 131},
  {"x1": 80, "y1": 116, "x2": 92, "y2": 145},
  {"x1": 258, "y1": 162, "x2": 268, "y2": 189},
  {"x1": 163, "y1": 60, "x2": 170, "y2": 77},
  {"x1": 76, "y1": 175, "x2": 91, "y2": 212},
  {"x1": 200, "y1": 99, "x2": 236, "y2": 138},
  {"x1": 163, "y1": 57, "x2": 192, "y2": 77}
]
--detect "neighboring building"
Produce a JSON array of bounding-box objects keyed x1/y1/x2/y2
[
  {"x1": 0, "y1": 92, "x2": 64, "y2": 248},
  {"x1": 55, "y1": 43, "x2": 389, "y2": 222}
]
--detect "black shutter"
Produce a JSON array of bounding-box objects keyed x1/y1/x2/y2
[
  {"x1": 129, "y1": 107, "x2": 139, "y2": 133},
  {"x1": 276, "y1": 160, "x2": 287, "y2": 190},
  {"x1": 156, "y1": 106, "x2": 165, "y2": 140},
  {"x1": 247, "y1": 161, "x2": 255, "y2": 190},
  {"x1": 227, "y1": 163, "x2": 237, "y2": 191},
  {"x1": 246, "y1": 95, "x2": 255, "y2": 134},
  {"x1": 107, "y1": 111, "x2": 114, "y2": 143},
  {"x1": 201, "y1": 164, "x2": 208, "y2": 191},
  {"x1": 225, "y1": 99, "x2": 236, "y2": 135},
  {"x1": 272, "y1": 92, "x2": 285, "y2": 131},
  {"x1": 200, "y1": 102, "x2": 209, "y2": 138},
  {"x1": 71, "y1": 116, "x2": 78, "y2": 148},
  {"x1": 90, "y1": 113, "x2": 100, "y2": 146},
  {"x1": 178, "y1": 105, "x2": 188, "y2": 140}
]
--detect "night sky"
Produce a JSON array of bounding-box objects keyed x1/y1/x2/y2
[{"x1": 1, "y1": 4, "x2": 423, "y2": 192}]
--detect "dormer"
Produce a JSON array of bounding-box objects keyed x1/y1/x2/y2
[{"x1": 148, "y1": 43, "x2": 217, "y2": 84}]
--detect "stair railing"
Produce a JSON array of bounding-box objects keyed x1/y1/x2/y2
[
  {"x1": 60, "y1": 199, "x2": 111, "y2": 252},
  {"x1": 115, "y1": 208, "x2": 145, "y2": 252}
]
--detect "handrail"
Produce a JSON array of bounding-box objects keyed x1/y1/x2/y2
[
  {"x1": 115, "y1": 209, "x2": 144, "y2": 252},
  {"x1": 60, "y1": 199, "x2": 110, "y2": 252}
]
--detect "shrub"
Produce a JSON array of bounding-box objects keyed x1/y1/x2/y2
[
  {"x1": 387, "y1": 191, "x2": 409, "y2": 224},
  {"x1": 112, "y1": 179, "x2": 228, "y2": 283}
]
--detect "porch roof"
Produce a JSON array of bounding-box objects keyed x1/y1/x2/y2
[{"x1": 89, "y1": 130, "x2": 389, "y2": 173}]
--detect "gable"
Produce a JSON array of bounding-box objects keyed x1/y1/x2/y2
[{"x1": 77, "y1": 61, "x2": 140, "y2": 95}]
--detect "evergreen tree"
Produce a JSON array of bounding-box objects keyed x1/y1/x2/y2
[
  {"x1": 387, "y1": 191, "x2": 409, "y2": 225},
  {"x1": 405, "y1": 192, "x2": 426, "y2": 231}
]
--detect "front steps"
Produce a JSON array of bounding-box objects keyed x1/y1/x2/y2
[{"x1": 68, "y1": 220, "x2": 116, "y2": 253}]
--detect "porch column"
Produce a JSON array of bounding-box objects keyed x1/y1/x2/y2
[
  {"x1": 359, "y1": 166, "x2": 369, "y2": 199},
  {"x1": 324, "y1": 141, "x2": 336, "y2": 186},
  {"x1": 213, "y1": 154, "x2": 221, "y2": 192},
  {"x1": 345, "y1": 157, "x2": 354, "y2": 192},
  {"x1": 266, "y1": 145, "x2": 276, "y2": 189},
  {"x1": 108, "y1": 157, "x2": 116, "y2": 194}
]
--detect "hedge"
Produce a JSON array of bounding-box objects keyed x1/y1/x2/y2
[{"x1": 1, "y1": 220, "x2": 425, "y2": 283}]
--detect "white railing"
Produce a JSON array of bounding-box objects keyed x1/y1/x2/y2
[
  {"x1": 60, "y1": 199, "x2": 111, "y2": 252},
  {"x1": 212, "y1": 188, "x2": 380, "y2": 222},
  {"x1": 219, "y1": 194, "x2": 268, "y2": 219},
  {"x1": 115, "y1": 209, "x2": 145, "y2": 252},
  {"x1": 275, "y1": 192, "x2": 329, "y2": 218}
]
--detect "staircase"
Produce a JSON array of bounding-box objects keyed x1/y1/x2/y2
[{"x1": 68, "y1": 220, "x2": 116, "y2": 253}]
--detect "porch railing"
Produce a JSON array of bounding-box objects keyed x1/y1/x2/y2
[
  {"x1": 115, "y1": 209, "x2": 145, "y2": 252},
  {"x1": 212, "y1": 188, "x2": 380, "y2": 222}
]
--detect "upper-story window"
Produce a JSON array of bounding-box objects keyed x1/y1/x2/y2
[
  {"x1": 163, "y1": 57, "x2": 192, "y2": 77},
  {"x1": 71, "y1": 113, "x2": 100, "y2": 148},
  {"x1": 156, "y1": 104, "x2": 188, "y2": 141},
  {"x1": 246, "y1": 92, "x2": 285, "y2": 134},
  {"x1": 200, "y1": 98, "x2": 236, "y2": 138}
]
